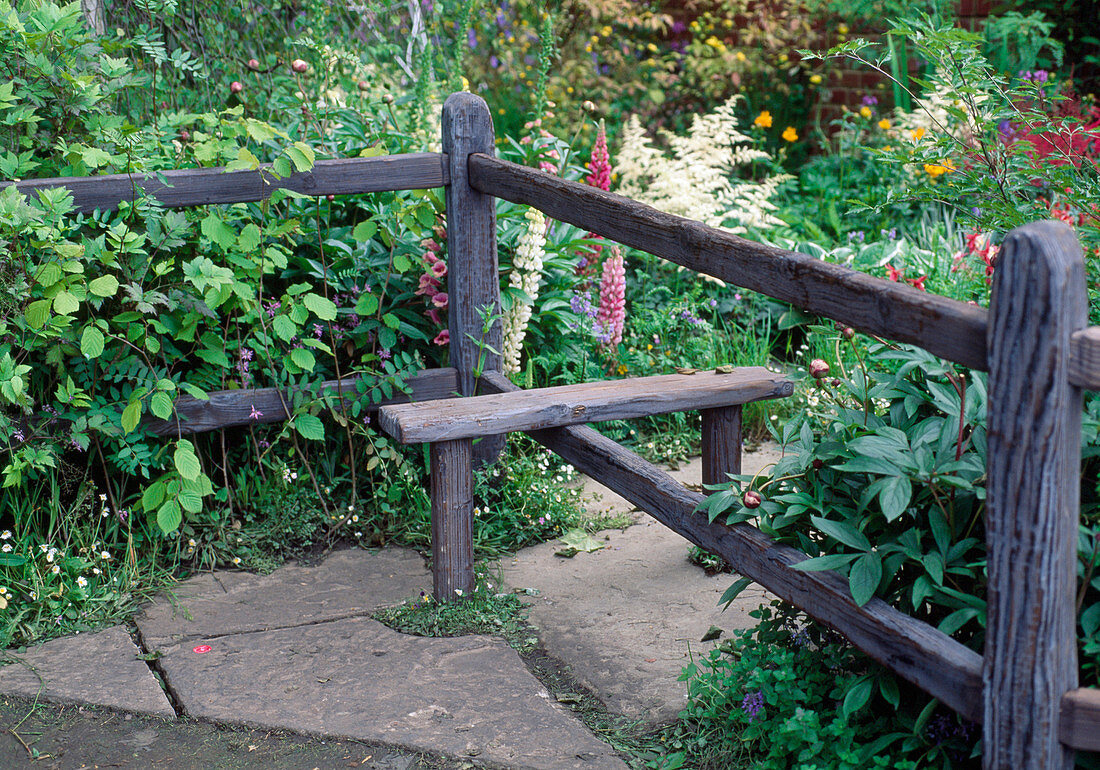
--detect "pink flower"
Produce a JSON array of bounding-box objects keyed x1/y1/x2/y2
[
  {"x1": 249, "y1": 404, "x2": 263, "y2": 420},
  {"x1": 596, "y1": 246, "x2": 626, "y2": 347},
  {"x1": 415, "y1": 274, "x2": 441, "y2": 296},
  {"x1": 421, "y1": 239, "x2": 440, "y2": 253},
  {"x1": 431, "y1": 291, "x2": 449, "y2": 309},
  {"x1": 425, "y1": 307, "x2": 444, "y2": 326},
  {"x1": 430, "y1": 260, "x2": 447, "y2": 278},
  {"x1": 586, "y1": 120, "x2": 611, "y2": 191},
  {"x1": 433, "y1": 329, "x2": 450, "y2": 346}
]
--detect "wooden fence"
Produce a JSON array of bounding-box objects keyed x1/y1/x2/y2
[{"x1": 6, "y1": 91, "x2": 1100, "y2": 768}]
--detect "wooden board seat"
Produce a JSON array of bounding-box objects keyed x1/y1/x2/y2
[{"x1": 379, "y1": 367, "x2": 793, "y2": 444}]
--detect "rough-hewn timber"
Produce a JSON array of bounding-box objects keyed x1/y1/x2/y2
[
  {"x1": 983, "y1": 221, "x2": 1084, "y2": 769},
  {"x1": 379, "y1": 369, "x2": 791, "y2": 444},
  {"x1": 1060, "y1": 688, "x2": 1100, "y2": 751},
  {"x1": 430, "y1": 439, "x2": 475, "y2": 600},
  {"x1": 443, "y1": 94, "x2": 503, "y2": 465},
  {"x1": 470, "y1": 155, "x2": 993, "y2": 370},
  {"x1": 2, "y1": 154, "x2": 448, "y2": 214},
  {"x1": 142, "y1": 368, "x2": 458, "y2": 437},
  {"x1": 480, "y1": 371, "x2": 984, "y2": 723}
]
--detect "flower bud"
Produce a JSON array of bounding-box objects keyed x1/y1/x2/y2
[
  {"x1": 179, "y1": 129, "x2": 190, "y2": 142},
  {"x1": 382, "y1": 93, "x2": 395, "y2": 104},
  {"x1": 842, "y1": 327, "x2": 854, "y2": 339},
  {"x1": 812, "y1": 459, "x2": 824, "y2": 470},
  {"x1": 809, "y1": 359, "x2": 830, "y2": 379},
  {"x1": 742, "y1": 490, "x2": 762, "y2": 508},
  {"x1": 230, "y1": 81, "x2": 243, "y2": 94},
  {"x1": 291, "y1": 59, "x2": 309, "y2": 73},
  {"x1": 247, "y1": 58, "x2": 260, "y2": 70},
  {"x1": 582, "y1": 100, "x2": 596, "y2": 112},
  {"x1": 357, "y1": 80, "x2": 370, "y2": 92}
]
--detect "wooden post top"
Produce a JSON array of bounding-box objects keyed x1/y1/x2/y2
[{"x1": 379, "y1": 367, "x2": 793, "y2": 444}]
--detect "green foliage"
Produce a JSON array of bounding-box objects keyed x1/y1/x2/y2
[{"x1": 665, "y1": 603, "x2": 975, "y2": 769}]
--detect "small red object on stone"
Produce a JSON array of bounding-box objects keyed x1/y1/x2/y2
[{"x1": 193, "y1": 644, "x2": 212, "y2": 654}]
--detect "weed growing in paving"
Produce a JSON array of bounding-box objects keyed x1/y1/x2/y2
[{"x1": 372, "y1": 574, "x2": 537, "y2": 653}]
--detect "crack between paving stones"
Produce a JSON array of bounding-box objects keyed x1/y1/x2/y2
[{"x1": 128, "y1": 622, "x2": 186, "y2": 718}]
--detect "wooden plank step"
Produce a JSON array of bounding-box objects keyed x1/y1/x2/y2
[{"x1": 379, "y1": 367, "x2": 792, "y2": 444}]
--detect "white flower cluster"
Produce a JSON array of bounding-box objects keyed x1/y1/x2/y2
[
  {"x1": 502, "y1": 207, "x2": 547, "y2": 375},
  {"x1": 616, "y1": 96, "x2": 789, "y2": 233}
]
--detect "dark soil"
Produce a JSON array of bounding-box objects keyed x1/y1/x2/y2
[{"x1": 0, "y1": 696, "x2": 453, "y2": 770}]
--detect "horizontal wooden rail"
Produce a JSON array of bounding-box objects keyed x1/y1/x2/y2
[
  {"x1": 379, "y1": 368, "x2": 792, "y2": 443},
  {"x1": 470, "y1": 154, "x2": 1100, "y2": 389},
  {"x1": 1060, "y1": 688, "x2": 1100, "y2": 751},
  {"x1": 1, "y1": 153, "x2": 449, "y2": 214},
  {"x1": 143, "y1": 367, "x2": 458, "y2": 436},
  {"x1": 480, "y1": 371, "x2": 984, "y2": 723}
]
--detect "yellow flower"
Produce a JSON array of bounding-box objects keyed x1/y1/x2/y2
[
  {"x1": 600, "y1": 25, "x2": 612, "y2": 36},
  {"x1": 735, "y1": 51, "x2": 747, "y2": 62},
  {"x1": 460, "y1": 76, "x2": 470, "y2": 92},
  {"x1": 878, "y1": 119, "x2": 891, "y2": 129},
  {"x1": 859, "y1": 106, "x2": 873, "y2": 119},
  {"x1": 782, "y1": 126, "x2": 798, "y2": 142},
  {"x1": 910, "y1": 127, "x2": 926, "y2": 141},
  {"x1": 923, "y1": 160, "x2": 956, "y2": 177},
  {"x1": 754, "y1": 110, "x2": 773, "y2": 128},
  {"x1": 779, "y1": 53, "x2": 789, "y2": 63},
  {"x1": 617, "y1": 364, "x2": 629, "y2": 376},
  {"x1": 838, "y1": 23, "x2": 849, "y2": 34},
  {"x1": 810, "y1": 74, "x2": 823, "y2": 84},
  {"x1": 647, "y1": 43, "x2": 658, "y2": 53}
]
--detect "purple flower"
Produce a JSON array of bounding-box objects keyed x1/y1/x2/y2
[
  {"x1": 489, "y1": 55, "x2": 500, "y2": 69},
  {"x1": 467, "y1": 28, "x2": 477, "y2": 49},
  {"x1": 13, "y1": 429, "x2": 25, "y2": 443},
  {"x1": 249, "y1": 404, "x2": 263, "y2": 420},
  {"x1": 379, "y1": 348, "x2": 392, "y2": 360},
  {"x1": 848, "y1": 230, "x2": 865, "y2": 243},
  {"x1": 880, "y1": 227, "x2": 897, "y2": 240},
  {"x1": 741, "y1": 690, "x2": 764, "y2": 721},
  {"x1": 707, "y1": 298, "x2": 718, "y2": 309},
  {"x1": 1033, "y1": 69, "x2": 1049, "y2": 83},
  {"x1": 861, "y1": 95, "x2": 878, "y2": 106}
]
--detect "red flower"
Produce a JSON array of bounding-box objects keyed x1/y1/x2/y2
[
  {"x1": 433, "y1": 329, "x2": 450, "y2": 346},
  {"x1": 886, "y1": 264, "x2": 901, "y2": 282}
]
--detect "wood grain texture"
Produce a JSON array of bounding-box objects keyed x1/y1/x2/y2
[
  {"x1": 1, "y1": 154, "x2": 448, "y2": 214},
  {"x1": 142, "y1": 368, "x2": 458, "y2": 437},
  {"x1": 1060, "y1": 688, "x2": 1100, "y2": 751},
  {"x1": 1069, "y1": 327, "x2": 1100, "y2": 390},
  {"x1": 379, "y1": 369, "x2": 791, "y2": 444},
  {"x1": 430, "y1": 439, "x2": 475, "y2": 601},
  {"x1": 480, "y1": 371, "x2": 984, "y2": 722},
  {"x1": 442, "y1": 94, "x2": 503, "y2": 464},
  {"x1": 702, "y1": 406, "x2": 742, "y2": 491},
  {"x1": 983, "y1": 221, "x2": 1085, "y2": 769},
  {"x1": 469, "y1": 154, "x2": 990, "y2": 371}
]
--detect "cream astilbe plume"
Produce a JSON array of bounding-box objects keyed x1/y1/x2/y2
[
  {"x1": 501, "y1": 207, "x2": 547, "y2": 375},
  {"x1": 617, "y1": 96, "x2": 789, "y2": 233}
]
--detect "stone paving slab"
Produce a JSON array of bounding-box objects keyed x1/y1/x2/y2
[
  {"x1": 0, "y1": 626, "x2": 175, "y2": 718},
  {"x1": 137, "y1": 547, "x2": 431, "y2": 648},
  {"x1": 157, "y1": 615, "x2": 626, "y2": 770},
  {"x1": 498, "y1": 446, "x2": 783, "y2": 724}
]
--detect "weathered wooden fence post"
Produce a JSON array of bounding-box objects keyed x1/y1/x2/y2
[
  {"x1": 984, "y1": 220, "x2": 1085, "y2": 769},
  {"x1": 442, "y1": 92, "x2": 503, "y2": 465},
  {"x1": 429, "y1": 439, "x2": 474, "y2": 600},
  {"x1": 701, "y1": 405, "x2": 741, "y2": 492}
]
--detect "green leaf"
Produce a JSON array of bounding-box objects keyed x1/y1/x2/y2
[
  {"x1": 237, "y1": 223, "x2": 262, "y2": 252},
  {"x1": 355, "y1": 293, "x2": 379, "y2": 316},
  {"x1": 382, "y1": 312, "x2": 400, "y2": 329},
  {"x1": 80, "y1": 326, "x2": 105, "y2": 358},
  {"x1": 840, "y1": 676, "x2": 874, "y2": 719},
  {"x1": 0, "y1": 553, "x2": 27, "y2": 567},
  {"x1": 791, "y1": 552, "x2": 861, "y2": 572},
  {"x1": 36, "y1": 262, "x2": 63, "y2": 287},
  {"x1": 555, "y1": 528, "x2": 606, "y2": 557},
  {"x1": 289, "y1": 347, "x2": 315, "y2": 372},
  {"x1": 25, "y1": 299, "x2": 51, "y2": 329},
  {"x1": 937, "y1": 608, "x2": 980, "y2": 636},
  {"x1": 157, "y1": 499, "x2": 182, "y2": 534},
  {"x1": 810, "y1": 516, "x2": 872, "y2": 552},
  {"x1": 173, "y1": 440, "x2": 202, "y2": 481},
  {"x1": 878, "y1": 476, "x2": 912, "y2": 521},
  {"x1": 272, "y1": 314, "x2": 296, "y2": 341},
  {"x1": 142, "y1": 480, "x2": 166, "y2": 512},
  {"x1": 200, "y1": 213, "x2": 237, "y2": 250},
  {"x1": 303, "y1": 293, "x2": 337, "y2": 321},
  {"x1": 178, "y1": 490, "x2": 203, "y2": 514},
  {"x1": 121, "y1": 399, "x2": 143, "y2": 433},
  {"x1": 88, "y1": 275, "x2": 119, "y2": 297},
  {"x1": 52, "y1": 290, "x2": 79, "y2": 315},
  {"x1": 718, "y1": 576, "x2": 753, "y2": 610},
  {"x1": 150, "y1": 391, "x2": 174, "y2": 420},
  {"x1": 294, "y1": 413, "x2": 325, "y2": 441},
  {"x1": 849, "y1": 552, "x2": 882, "y2": 607},
  {"x1": 352, "y1": 220, "x2": 377, "y2": 242}
]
